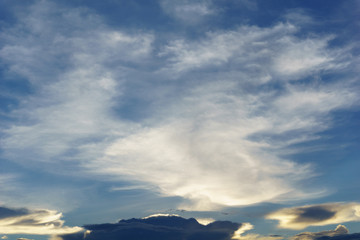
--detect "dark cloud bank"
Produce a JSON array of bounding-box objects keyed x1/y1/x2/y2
[
  {"x1": 57, "y1": 215, "x2": 360, "y2": 240},
  {"x1": 59, "y1": 215, "x2": 241, "y2": 240},
  {"x1": 316, "y1": 234, "x2": 360, "y2": 240},
  {"x1": 2, "y1": 207, "x2": 360, "y2": 240}
]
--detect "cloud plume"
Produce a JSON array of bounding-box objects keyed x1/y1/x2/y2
[{"x1": 0, "y1": 206, "x2": 82, "y2": 235}]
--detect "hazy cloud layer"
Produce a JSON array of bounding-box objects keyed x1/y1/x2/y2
[
  {"x1": 0, "y1": 206, "x2": 82, "y2": 235},
  {"x1": 0, "y1": 0, "x2": 359, "y2": 210},
  {"x1": 267, "y1": 202, "x2": 360, "y2": 230},
  {"x1": 57, "y1": 215, "x2": 242, "y2": 240},
  {"x1": 160, "y1": 0, "x2": 217, "y2": 24}
]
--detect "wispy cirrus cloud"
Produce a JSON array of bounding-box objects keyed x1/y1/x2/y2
[
  {"x1": 0, "y1": 0, "x2": 359, "y2": 211},
  {"x1": 92, "y1": 23, "x2": 357, "y2": 209},
  {"x1": 159, "y1": 23, "x2": 347, "y2": 78},
  {"x1": 1, "y1": 0, "x2": 153, "y2": 166}
]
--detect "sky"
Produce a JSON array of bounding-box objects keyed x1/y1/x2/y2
[{"x1": 0, "y1": 0, "x2": 359, "y2": 239}]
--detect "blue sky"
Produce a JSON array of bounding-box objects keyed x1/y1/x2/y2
[{"x1": 0, "y1": 0, "x2": 359, "y2": 239}]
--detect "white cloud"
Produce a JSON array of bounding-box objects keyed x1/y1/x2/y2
[
  {"x1": 93, "y1": 114, "x2": 313, "y2": 210},
  {"x1": 267, "y1": 202, "x2": 360, "y2": 230},
  {"x1": 159, "y1": 22, "x2": 350, "y2": 82},
  {"x1": 272, "y1": 36, "x2": 338, "y2": 76},
  {"x1": 1, "y1": 1, "x2": 153, "y2": 165},
  {"x1": 0, "y1": 206, "x2": 83, "y2": 235},
  {"x1": 0, "y1": 2, "x2": 359, "y2": 211},
  {"x1": 232, "y1": 222, "x2": 254, "y2": 239},
  {"x1": 142, "y1": 213, "x2": 180, "y2": 219}
]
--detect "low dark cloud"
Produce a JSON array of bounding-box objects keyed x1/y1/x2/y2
[
  {"x1": 290, "y1": 225, "x2": 351, "y2": 240},
  {"x1": 59, "y1": 215, "x2": 242, "y2": 240},
  {"x1": 315, "y1": 233, "x2": 360, "y2": 240}
]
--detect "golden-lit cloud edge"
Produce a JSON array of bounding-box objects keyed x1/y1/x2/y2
[
  {"x1": 0, "y1": 206, "x2": 83, "y2": 235},
  {"x1": 266, "y1": 202, "x2": 360, "y2": 230}
]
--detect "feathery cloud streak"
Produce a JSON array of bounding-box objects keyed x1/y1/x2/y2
[
  {"x1": 267, "y1": 202, "x2": 360, "y2": 230},
  {"x1": 0, "y1": 1, "x2": 359, "y2": 210}
]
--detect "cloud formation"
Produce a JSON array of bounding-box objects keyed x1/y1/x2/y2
[
  {"x1": 227, "y1": 224, "x2": 360, "y2": 240},
  {"x1": 290, "y1": 225, "x2": 348, "y2": 240},
  {"x1": 51, "y1": 215, "x2": 360, "y2": 240},
  {"x1": 57, "y1": 215, "x2": 242, "y2": 240},
  {"x1": 0, "y1": 0, "x2": 359, "y2": 211},
  {"x1": 267, "y1": 202, "x2": 360, "y2": 230},
  {"x1": 0, "y1": 206, "x2": 82, "y2": 235},
  {"x1": 289, "y1": 225, "x2": 360, "y2": 240}
]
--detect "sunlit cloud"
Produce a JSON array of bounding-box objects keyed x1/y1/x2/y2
[
  {"x1": 0, "y1": 0, "x2": 359, "y2": 211},
  {"x1": 0, "y1": 206, "x2": 83, "y2": 235},
  {"x1": 231, "y1": 222, "x2": 254, "y2": 239},
  {"x1": 267, "y1": 202, "x2": 360, "y2": 230},
  {"x1": 231, "y1": 222, "x2": 283, "y2": 240},
  {"x1": 55, "y1": 215, "x2": 241, "y2": 240}
]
